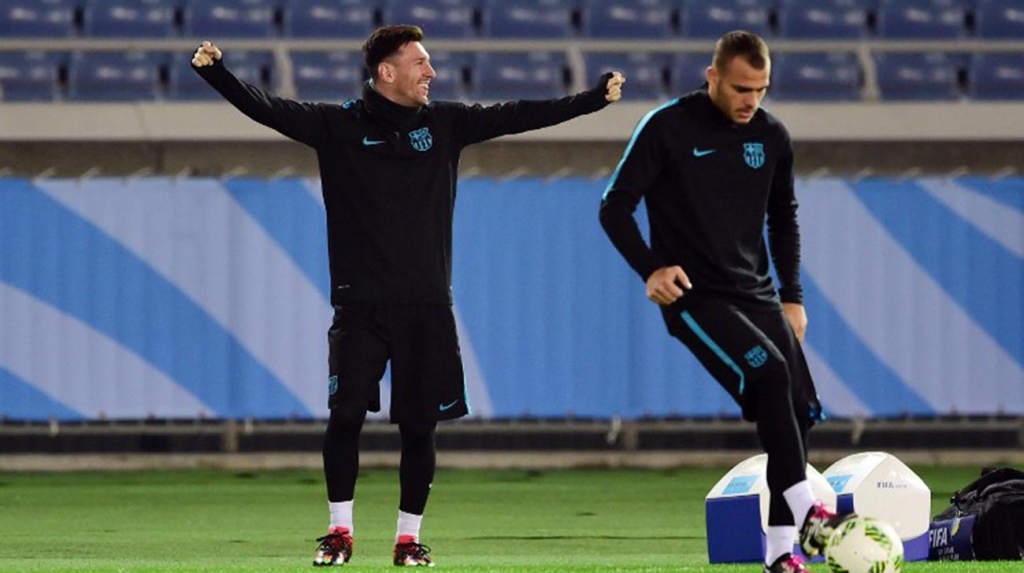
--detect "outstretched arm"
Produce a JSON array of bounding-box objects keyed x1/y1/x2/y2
[
  {"x1": 191, "y1": 41, "x2": 331, "y2": 148},
  {"x1": 455, "y1": 72, "x2": 625, "y2": 146}
]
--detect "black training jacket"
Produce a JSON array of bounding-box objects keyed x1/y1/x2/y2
[
  {"x1": 600, "y1": 89, "x2": 802, "y2": 309},
  {"x1": 195, "y1": 58, "x2": 612, "y2": 305}
]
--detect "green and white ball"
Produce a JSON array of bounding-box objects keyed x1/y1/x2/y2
[{"x1": 825, "y1": 516, "x2": 904, "y2": 573}]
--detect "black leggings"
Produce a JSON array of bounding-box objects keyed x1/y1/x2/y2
[{"x1": 323, "y1": 409, "x2": 437, "y2": 515}]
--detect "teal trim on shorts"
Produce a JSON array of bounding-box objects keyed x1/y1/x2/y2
[{"x1": 681, "y1": 310, "x2": 745, "y2": 396}]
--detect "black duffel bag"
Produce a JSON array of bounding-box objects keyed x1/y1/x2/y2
[{"x1": 930, "y1": 467, "x2": 1024, "y2": 560}]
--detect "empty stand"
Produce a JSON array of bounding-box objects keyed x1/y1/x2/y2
[
  {"x1": 68, "y1": 52, "x2": 162, "y2": 101},
  {"x1": 0, "y1": 0, "x2": 75, "y2": 38},
  {"x1": 975, "y1": 0, "x2": 1024, "y2": 39},
  {"x1": 681, "y1": 0, "x2": 771, "y2": 39},
  {"x1": 0, "y1": 51, "x2": 62, "y2": 101},
  {"x1": 584, "y1": 52, "x2": 667, "y2": 100},
  {"x1": 290, "y1": 51, "x2": 364, "y2": 101},
  {"x1": 282, "y1": 0, "x2": 378, "y2": 38},
  {"x1": 383, "y1": 0, "x2": 477, "y2": 38},
  {"x1": 777, "y1": 0, "x2": 871, "y2": 39},
  {"x1": 83, "y1": 0, "x2": 177, "y2": 38},
  {"x1": 874, "y1": 52, "x2": 964, "y2": 100},
  {"x1": 969, "y1": 53, "x2": 1024, "y2": 100},
  {"x1": 669, "y1": 53, "x2": 712, "y2": 94},
  {"x1": 770, "y1": 52, "x2": 862, "y2": 101},
  {"x1": 877, "y1": 0, "x2": 968, "y2": 39},
  {"x1": 481, "y1": 0, "x2": 574, "y2": 38},
  {"x1": 581, "y1": 0, "x2": 675, "y2": 39},
  {"x1": 183, "y1": 0, "x2": 278, "y2": 39},
  {"x1": 169, "y1": 50, "x2": 274, "y2": 100},
  {"x1": 471, "y1": 51, "x2": 567, "y2": 99}
]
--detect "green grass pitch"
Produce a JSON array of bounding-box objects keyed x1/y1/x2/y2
[{"x1": 0, "y1": 465, "x2": 1017, "y2": 572}]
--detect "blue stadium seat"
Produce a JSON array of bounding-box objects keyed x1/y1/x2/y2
[
  {"x1": 383, "y1": 0, "x2": 477, "y2": 38},
  {"x1": 969, "y1": 53, "x2": 1024, "y2": 100},
  {"x1": 0, "y1": 0, "x2": 75, "y2": 38},
  {"x1": 423, "y1": 50, "x2": 468, "y2": 100},
  {"x1": 83, "y1": 0, "x2": 177, "y2": 38},
  {"x1": 0, "y1": 52, "x2": 62, "y2": 101},
  {"x1": 669, "y1": 53, "x2": 712, "y2": 94},
  {"x1": 874, "y1": 52, "x2": 963, "y2": 101},
  {"x1": 584, "y1": 52, "x2": 667, "y2": 100},
  {"x1": 877, "y1": 0, "x2": 968, "y2": 39},
  {"x1": 68, "y1": 52, "x2": 163, "y2": 101},
  {"x1": 291, "y1": 51, "x2": 364, "y2": 101},
  {"x1": 183, "y1": 0, "x2": 278, "y2": 38},
  {"x1": 975, "y1": 0, "x2": 1024, "y2": 39},
  {"x1": 769, "y1": 52, "x2": 861, "y2": 101},
  {"x1": 581, "y1": 0, "x2": 675, "y2": 39},
  {"x1": 471, "y1": 52, "x2": 567, "y2": 99},
  {"x1": 481, "y1": 0, "x2": 574, "y2": 38},
  {"x1": 777, "y1": 0, "x2": 871, "y2": 39},
  {"x1": 283, "y1": 0, "x2": 378, "y2": 38},
  {"x1": 169, "y1": 51, "x2": 273, "y2": 100},
  {"x1": 681, "y1": 0, "x2": 771, "y2": 39}
]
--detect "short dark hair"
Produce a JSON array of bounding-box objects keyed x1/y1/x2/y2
[
  {"x1": 363, "y1": 25, "x2": 425, "y2": 79},
  {"x1": 712, "y1": 30, "x2": 770, "y2": 72}
]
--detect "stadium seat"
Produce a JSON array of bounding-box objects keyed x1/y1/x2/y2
[
  {"x1": 291, "y1": 51, "x2": 365, "y2": 101},
  {"x1": 83, "y1": 0, "x2": 177, "y2": 38},
  {"x1": 0, "y1": 0, "x2": 75, "y2": 38},
  {"x1": 423, "y1": 50, "x2": 469, "y2": 100},
  {"x1": 681, "y1": 0, "x2": 771, "y2": 39},
  {"x1": 874, "y1": 52, "x2": 963, "y2": 101},
  {"x1": 282, "y1": 0, "x2": 378, "y2": 38},
  {"x1": 776, "y1": 0, "x2": 871, "y2": 39},
  {"x1": 975, "y1": 0, "x2": 1024, "y2": 39},
  {"x1": 0, "y1": 51, "x2": 62, "y2": 101},
  {"x1": 169, "y1": 51, "x2": 274, "y2": 100},
  {"x1": 68, "y1": 52, "x2": 163, "y2": 101},
  {"x1": 669, "y1": 53, "x2": 712, "y2": 94},
  {"x1": 877, "y1": 0, "x2": 968, "y2": 39},
  {"x1": 583, "y1": 52, "x2": 667, "y2": 100},
  {"x1": 580, "y1": 0, "x2": 675, "y2": 39},
  {"x1": 183, "y1": 0, "x2": 278, "y2": 38},
  {"x1": 383, "y1": 0, "x2": 477, "y2": 38},
  {"x1": 471, "y1": 51, "x2": 567, "y2": 100},
  {"x1": 769, "y1": 52, "x2": 862, "y2": 101},
  {"x1": 481, "y1": 0, "x2": 574, "y2": 38},
  {"x1": 969, "y1": 53, "x2": 1024, "y2": 100}
]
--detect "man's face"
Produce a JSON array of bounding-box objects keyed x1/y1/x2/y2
[
  {"x1": 379, "y1": 41, "x2": 436, "y2": 107},
  {"x1": 706, "y1": 55, "x2": 770, "y2": 124}
]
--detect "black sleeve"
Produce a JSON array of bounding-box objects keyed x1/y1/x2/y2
[
  {"x1": 193, "y1": 57, "x2": 332, "y2": 148},
  {"x1": 766, "y1": 128, "x2": 803, "y2": 304},
  {"x1": 452, "y1": 72, "x2": 614, "y2": 147},
  {"x1": 599, "y1": 110, "x2": 666, "y2": 282}
]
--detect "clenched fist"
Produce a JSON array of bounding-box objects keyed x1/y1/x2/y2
[
  {"x1": 191, "y1": 41, "x2": 222, "y2": 67},
  {"x1": 605, "y1": 71, "x2": 625, "y2": 102}
]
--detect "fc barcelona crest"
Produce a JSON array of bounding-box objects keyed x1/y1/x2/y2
[
  {"x1": 408, "y1": 127, "x2": 433, "y2": 152},
  {"x1": 744, "y1": 345, "x2": 768, "y2": 368},
  {"x1": 743, "y1": 142, "x2": 765, "y2": 169}
]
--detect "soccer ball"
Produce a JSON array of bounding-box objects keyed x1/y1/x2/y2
[{"x1": 824, "y1": 516, "x2": 904, "y2": 573}]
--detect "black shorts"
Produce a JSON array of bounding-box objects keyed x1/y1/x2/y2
[
  {"x1": 663, "y1": 294, "x2": 822, "y2": 424},
  {"x1": 327, "y1": 304, "x2": 469, "y2": 424}
]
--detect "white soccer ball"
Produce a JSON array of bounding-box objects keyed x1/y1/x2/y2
[{"x1": 824, "y1": 516, "x2": 904, "y2": 573}]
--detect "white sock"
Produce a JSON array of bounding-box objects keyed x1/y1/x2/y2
[
  {"x1": 782, "y1": 480, "x2": 815, "y2": 528},
  {"x1": 396, "y1": 510, "x2": 423, "y2": 542},
  {"x1": 765, "y1": 525, "x2": 798, "y2": 565},
  {"x1": 329, "y1": 500, "x2": 354, "y2": 533}
]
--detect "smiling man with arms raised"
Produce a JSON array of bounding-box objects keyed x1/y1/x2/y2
[{"x1": 192, "y1": 25, "x2": 623, "y2": 568}]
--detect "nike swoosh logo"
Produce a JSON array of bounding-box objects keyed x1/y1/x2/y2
[
  {"x1": 439, "y1": 400, "x2": 459, "y2": 412},
  {"x1": 362, "y1": 137, "x2": 385, "y2": 146},
  {"x1": 692, "y1": 148, "x2": 716, "y2": 157}
]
